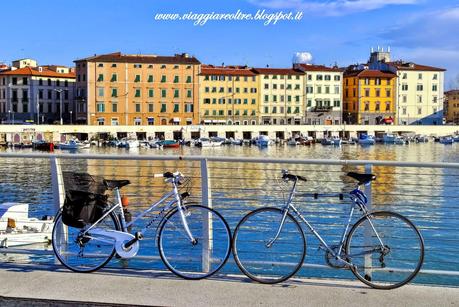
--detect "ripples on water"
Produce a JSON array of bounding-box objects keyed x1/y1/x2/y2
[{"x1": 1, "y1": 142, "x2": 459, "y2": 286}]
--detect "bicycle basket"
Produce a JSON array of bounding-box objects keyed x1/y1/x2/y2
[
  {"x1": 178, "y1": 176, "x2": 192, "y2": 196},
  {"x1": 61, "y1": 172, "x2": 109, "y2": 228}
]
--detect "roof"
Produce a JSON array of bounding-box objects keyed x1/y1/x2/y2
[
  {"x1": 296, "y1": 64, "x2": 343, "y2": 72},
  {"x1": 0, "y1": 66, "x2": 76, "y2": 79},
  {"x1": 252, "y1": 68, "x2": 305, "y2": 75},
  {"x1": 445, "y1": 90, "x2": 459, "y2": 95},
  {"x1": 200, "y1": 65, "x2": 256, "y2": 76},
  {"x1": 344, "y1": 69, "x2": 397, "y2": 78},
  {"x1": 75, "y1": 52, "x2": 200, "y2": 65},
  {"x1": 387, "y1": 61, "x2": 446, "y2": 72}
]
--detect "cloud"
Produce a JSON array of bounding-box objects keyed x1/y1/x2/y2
[
  {"x1": 292, "y1": 52, "x2": 312, "y2": 64},
  {"x1": 248, "y1": 0, "x2": 420, "y2": 16}
]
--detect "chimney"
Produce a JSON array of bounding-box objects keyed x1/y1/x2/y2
[{"x1": 38, "y1": 66, "x2": 43, "y2": 72}]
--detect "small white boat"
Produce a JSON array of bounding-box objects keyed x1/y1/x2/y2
[
  {"x1": 453, "y1": 135, "x2": 459, "y2": 142},
  {"x1": 230, "y1": 138, "x2": 243, "y2": 146},
  {"x1": 119, "y1": 138, "x2": 140, "y2": 148},
  {"x1": 0, "y1": 203, "x2": 53, "y2": 248},
  {"x1": 195, "y1": 138, "x2": 223, "y2": 147},
  {"x1": 58, "y1": 139, "x2": 89, "y2": 150},
  {"x1": 149, "y1": 140, "x2": 163, "y2": 149},
  {"x1": 383, "y1": 133, "x2": 397, "y2": 144},
  {"x1": 358, "y1": 134, "x2": 375, "y2": 145}
]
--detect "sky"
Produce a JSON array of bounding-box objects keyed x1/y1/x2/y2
[{"x1": 1, "y1": 0, "x2": 459, "y2": 88}]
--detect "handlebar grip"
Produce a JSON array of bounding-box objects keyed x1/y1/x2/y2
[
  {"x1": 154, "y1": 172, "x2": 175, "y2": 178},
  {"x1": 153, "y1": 173, "x2": 164, "y2": 178}
]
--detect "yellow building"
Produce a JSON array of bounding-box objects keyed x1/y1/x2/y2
[
  {"x1": 445, "y1": 90, "x2": 459, "y2": 124},
  {"x1": 74, "y1": 52, "x2": 200, "y2": 126},
  {"x1": 199, "y1": 65, "x2": 258, "y2": 125},
  {"x1": 343, "y1": 68, "x2": 397, "y2": 125}
]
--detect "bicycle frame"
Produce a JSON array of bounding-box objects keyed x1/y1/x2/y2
[
  {"x1": 82, "y1": 177, "x2": 196, "y2": 243},
  {"x1": 270, "y1": 179, "x2": 387, "y2": 267}
]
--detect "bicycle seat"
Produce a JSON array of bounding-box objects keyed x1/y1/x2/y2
[
  {"x1": 346, "y1": 172, "x2": 376, "y2": 185},
  {"x1": 103, "y1": 179, "x2": 131, "y2": 190}
]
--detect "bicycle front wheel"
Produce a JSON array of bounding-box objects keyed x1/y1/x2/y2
[
  {"x1": 52, "y1": 211, "x2": 120, "y2": 273},
  {"x1": 158, "y1": 204, "x2": 232, "y2": 280},
  {"x1": 232, "y1": 207, "x2": 306, "y2": 284},
  {"x1": 346, "y1": 211, "x2": 424, "y2": 289}
]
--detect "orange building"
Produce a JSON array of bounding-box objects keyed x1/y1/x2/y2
[
  {"x1": 74, "y1": 52, "x2": 200, "y2": 126},
  {"x1": 343, "y1": 67, "x2": 397, "y2": 125},
  {"x1": 445, "y1": 90, "x2": 459, "y2": 124}
]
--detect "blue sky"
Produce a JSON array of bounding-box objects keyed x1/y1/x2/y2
[{"x1": 1, "y1": 0, "x2": 459, "y2": 88}]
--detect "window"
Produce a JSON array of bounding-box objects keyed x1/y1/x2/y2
[
  {"x1": 148, "y1": 75, "x2": 154, "y2": 82},
  {"x1": 324, "y1": 75, "x2": 331, "y2": 81},
  {"x1": 96, "y1": 102, "x2": 105, "y2": 112},
  {"x1": 134, "y1": 64, "x2": 142, "y2": 68},
  {"x1": 334, "y1": 86, "x2": 339, "y2": 94},
  {"x1": 22, "y1": 77, "x2": 28, "y2": 85},
  {"x1": 402, "y1": 84, "x2": 408, "y2": 91},
  {"x1": 307, "y1": 100, "x2": 312, "y2": 107},
  {"x1": 98, "y1": 87, "x2": 104, "y2": 97},
  {"x1": 364, "y1": 78, "x2": 370, "y2": 85},
  {"x1": 97, "y1": 118, "x2": 105, "y2": 125},
  {"x1": 402, "y1": 95, "x2": 407, "y2": 103},
  {"x1": 64, "y1": 80, "x2": 68, "y2": 87},
  {"x1": 325, "y1": 86, "x2": 330, "y2": 94},
  {"x1": 402, "y1": 73, "x2": 407, "y2": 79},
  {"x1": 273, "y1": 84, "x2": 277, "y2": 90},
  {"x1": 148, "y1": 89, "x2": 154, "y2": 98},
  {"x1": 375, "y1": 89, "x2": 380, "y2": 97},
  {"x1": 187, "y1": 89, "x2": 192, "y2": 98},
  {"x1": 48, "y1": 90, "x2": 52, "y2": 99},
  {"x1": 111, "y1": 63, "x2": 117, "y2": 68},
  {"x1": 418, "y1": 73, "x2": 422, "y2": 80},
  {"x1": 264, "y1": 84, "x2": 269, "y2": 89},
  {"x1": 174, "y1": 89, "x2": 179, "y2": 98},
  {"x1": 98, "y1": 63, "x2": 104, "y2": 67},
  {"x1": 316, "y1": 75, "x2": 323, "y2": 81},
  {"x1": 333, "y1": 100, "x2": 340, "y2": 107},
  {"x1": 173, "y1": 104, "x2": 179, "y2": 112},
  {"x1": 432, "y1": 84, "x2": 438, "y2": 91},
  {"x1": 64, "y1": 90, "x2": 69, "y2": 100},
  {"x1": 134, "y1": 75, "x2": 141, "y2": 82},
  {"x1": 433, "y1": 96, "x2": 438, "y2": 103},
  {"x1": 38, "y1": 90, "x2": 43, "y2": 99},
  {"x1": 417, "y1": 95, "x2": 422, "y2": 103},
  {"x1": 386, "y1": 89, "x2": 391, "y2": 97},
  {"x1": 133, "y1": 89, "x2": 140, "y2": 98},
  {"x1": 112, "y1": 103, "x2": 118, "y2": 112},
  {"x1": 12, "y1": 77, "x2": 17, "y2": 85},
  {"x1": 402, "y1": 107, "x2": 407, "y2": 115},
  {"x1": 365, "y1": 89, "x2": 370, "y2": 97},
  {"x1": 185, "y1": 103, "x2": 193, "y2": 112},
  {"x1": 375, "y1": 102, "x2": 380, "y2": 111},
  {"x1": 334, "y1": 75, "x2": 340, "y2": 81},
  {"x1": 375, "y1": 78, "x2": 381, "y2": 85},
  {"x1": 385, "y1": 102, "x2": 390, "y2": 111},
  {"x1": 161, "y1": 75, "x2": 166, "y2": 83},
  {"x1": 186, "y1": 76, "x2": 192, "y2": 83},
  {"x1": 306, "y1": 86, "x2": 313, "y2": 94},
  {"x1": 243, "y1": 99, "x2": 248, "y2": 104},
  {"x1": 111, "y1": 74, "x2": 117, "y2": 82},
  {"x1": 364, "y1": 102, "x2": 369, "y2": 111},
  {"x1": 97, "y1": 74, "x2": 104, "y2": 82},
  {"x1": 173, "y1": 76, "x2": 179, "y2": 83},
  {"x1": 418, "y1": 107, "x2": 422, "y2": 115},
  {"x1": 417, "y1": 84, "x2": 423, "y2": 91},
  {"x1": 161, "y1": 89, "x2": 167, "y2": 98},
  {"x1": 316, "y1": 86, "x2": 322, "y2": 94},
  {"x1": 433, "y1": 74, "x2": 438, "y2": 80},
  {"x1": 135, "y1": 103, "x2": 141, "y2": 112},
  {"x1": 111, "y1": 88, "x2": 118, "y2": 97},
  {"x1": 39, "y1": 79, "x2": 43, "y2": 86}
]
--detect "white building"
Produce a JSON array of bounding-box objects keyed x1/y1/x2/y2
[
  {"x1": 0, "y1": 59, "x2": 76, "y2": 124},
  {"x1": 369, "y1": 50, "x2": 445, "y2": 125},
  {"x1": 294, "y1": 64, "x2": 343, "y2": 125},
  {"x1": 253, "y1": 68, "x2": 306, "y2": 125}
]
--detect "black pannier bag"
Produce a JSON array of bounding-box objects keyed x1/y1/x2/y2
[{"x1": 61, "y1": 172, "x2": 109, "y2": 228}]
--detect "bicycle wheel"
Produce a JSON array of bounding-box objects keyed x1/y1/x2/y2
[
  {"x1": 345, "y1": 211, "x2": 424, "y2": 289},
  {"x1": 232, "y1": 207, "x2": 306, "y2": 284},
  {"x1": 52, "y1": 211, "x2": 120, "y2": 273},
  {"x1": 158, "y1": 204, "x2": 232, "y2": 280}
]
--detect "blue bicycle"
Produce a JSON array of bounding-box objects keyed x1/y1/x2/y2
[{"x1": 232, "y1": 170, "x2": 424, "y2": 289}]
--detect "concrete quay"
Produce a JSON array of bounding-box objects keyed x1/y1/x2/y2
[
  {"x1": 0, "y1": 264, "x2": 457, "y2": 306},
  {"x1": 0, "y1": 124, "x2": 459, "y2": 143}
]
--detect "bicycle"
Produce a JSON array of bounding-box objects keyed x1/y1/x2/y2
[
  {"x1": 52, "y1": 171, "x2": 232, "y2": 280},
  {"x1": 232, "y1": 169, "x2": 424, "y2": 289}
]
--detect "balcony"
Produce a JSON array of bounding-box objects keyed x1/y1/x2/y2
[{"x1": 310, "y1": 106, "x2": 333, "y2": 112}]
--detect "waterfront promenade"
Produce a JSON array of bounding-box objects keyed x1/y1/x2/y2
[{"x1": 0, "y1": 263, "x2": 458, "y2": 306}]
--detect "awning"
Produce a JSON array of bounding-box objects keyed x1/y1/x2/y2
[
  {"x1": 203, "y1": 120, "x2": 211, "y2": 123},
  {"x1": 147, "y1": 117, "x2": 154, "y2": 123},
  {"x1": 217, "y1": 120, "x2": 226, "y2": 123}
]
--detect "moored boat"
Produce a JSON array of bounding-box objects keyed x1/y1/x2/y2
[
  {"x1": 160, "y1": 140, "x2": 180, "y2": 148},
  {"x1": 358, "y1": 134, "x2": 375, "y2": 145},
  {"x1": 195, "y1": 138, "x2": 223, "y2": 147}
]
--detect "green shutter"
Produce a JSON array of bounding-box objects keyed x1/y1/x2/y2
[
  {"x1": 97, "y1": 74, "x2": 103, "y2": 82},
  {"x1": 134, "y1": 75, "x2": 140, "y2": 82},
  {"x1": 148, "y1": 75, "x2": 153, "y2": 82}
]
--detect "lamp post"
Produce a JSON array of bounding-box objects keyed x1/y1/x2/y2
[
  {"x1": 70, "y1": 110, "x2": 73, "y2": 125},
  {"x1": 53, "y1": 89, "x2": 64, "y2": 125},
  {"x1": 8, "y1": 110, "x2": 11, "y2": 125},
  {"x1": 7, "y1": 83, "x2": 12, "y2": 124}
]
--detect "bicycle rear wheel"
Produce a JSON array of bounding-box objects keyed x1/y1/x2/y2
[
  {"x1": 232, "y1": 207, "x2": 306, "y2": 284},
  {"x1": 345, "y1": 211, "x2": 424, "y2": 289},
  {"x1": 52, "y1": 211, "x2": 120, "y2": 272},
  {"x1": 158, "y1": 204, "x2": 232, "y2": 280}
]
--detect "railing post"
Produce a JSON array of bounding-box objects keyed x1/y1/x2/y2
[
  {"x1": 364, "y1": 163, "x2": 373, "y2": 279},
  {"x1": 200, "y1": 158, "x2": 213, "y2": 273},
  {"x1": 50, "y1": 156, "x2": 66, "y2": 262}
]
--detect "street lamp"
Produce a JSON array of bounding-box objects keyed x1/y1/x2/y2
[
  {"x1": 70, "y1": 110, "x2": 73, "y2": 125},
  {"x1": 7, "y1": 83, "x2": 12, "y2": 124},
  {"x1": 53, "y1": 89, "x2": 64, "y2": 125},
  {"x1": 8, "y1": 110, "x2": 11, "y2": 125}
]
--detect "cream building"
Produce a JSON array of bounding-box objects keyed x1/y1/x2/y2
[
  {"x1": 0, "y1": 58, "x2": 76, "y2": 124},
  {"x1": 253, "y1": 68, "x2": 305, "y2": 125},
  {"x1": 369, "y1": 50, "x2": 445, "y2": 125},
  {"x1": 294, "y1": 64, "x2": 343, "y2": 125}
]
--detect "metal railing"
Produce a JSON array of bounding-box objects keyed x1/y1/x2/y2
[{"x1": 1, "y1": 152, "x2": 459, "y2": 286}]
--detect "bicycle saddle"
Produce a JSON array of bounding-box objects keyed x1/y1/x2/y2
[
  {"x1": 104, "y1": 179, "x2": 131, "y2": 190},
  {"x1": 346, "y1": 172, "x2": 376, "y2": 185}
]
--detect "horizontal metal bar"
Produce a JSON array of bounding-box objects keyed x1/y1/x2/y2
[{"x1": 2, "y1": 152, "x2": 459, "y2": 169}]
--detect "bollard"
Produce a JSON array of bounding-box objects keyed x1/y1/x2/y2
[{"x1": 200, "y1": 159, "x2": 213, "y2": 273}]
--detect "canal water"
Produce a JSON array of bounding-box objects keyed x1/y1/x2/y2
[{"x1": 1, "y1": 141, "x2": 459, "y2": 286}]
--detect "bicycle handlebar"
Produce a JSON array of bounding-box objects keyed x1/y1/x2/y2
[{"x1": 153, "y1": 171, "x2": 182, "y2": 179}]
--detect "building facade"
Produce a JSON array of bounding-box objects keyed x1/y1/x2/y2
[
  {"x1": 74, "y1": 52, "x2": 200, "y2": 126},
  {"x1": 343, "y1": 67, "x2": 397, "y2": 125},
  {"x1": 0, "y1": 59, "x2": 75, "y2": 124},
  {"x1": 199, "y1": 65, "x2": 258, "y2": 125},
  {"x1": 294, "y1": 64, "x2": 343, "y2": 125},
  {"x1": 445, "y1": 90, "x2": 459, "y2": 124},
  {"x1": 253, "y1": 68, "x2": 305, "y2": 125},
  {"x1": 368, "y1": 50, "x2": 445, "y2": 125}
]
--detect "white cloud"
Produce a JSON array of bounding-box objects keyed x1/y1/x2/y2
[
  {"x1": 248, "y1": 0, "x2": 420, "y2": 16},
  {"x1": 293, "y1": 52, "x2": 312, "y2": 64}
]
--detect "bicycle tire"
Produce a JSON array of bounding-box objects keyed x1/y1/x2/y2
[
  {"x1": 232, "y1": 207, "x2": 306, "y2": 284},
  {"x1": 345, "y1": 211, "x2": 424, "y2": 289},
  {"x1": 158, "y1": 204, "x2": 232, "y2": 280},
  {"x1": 52, "y1": 211, "x2": 121, "y2": 273}
]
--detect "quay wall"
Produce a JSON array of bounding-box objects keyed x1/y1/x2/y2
[{"x1": 0, "y1": 124, "x2": 458, "y2": 142}]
